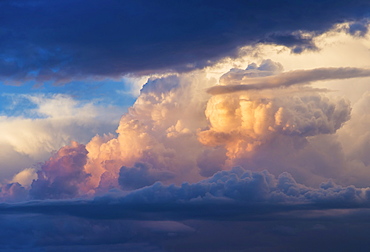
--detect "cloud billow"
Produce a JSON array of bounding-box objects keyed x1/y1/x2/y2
[
  {"x1": 1, "y1": 168, "x2": 369, "y2": 220},
  {"x1": 29, "y1": 142, "x2": 89, "y2": 199},
  {"x1": 118, "y1": 162, "x2": 174, "y2": 190}
]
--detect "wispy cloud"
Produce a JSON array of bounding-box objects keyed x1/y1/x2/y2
[{"x1": 208, "y1": 67, "x2": 370, "y2": 95}]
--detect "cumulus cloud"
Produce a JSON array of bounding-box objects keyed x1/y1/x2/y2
[
  {"x1": 119, "y1": 162, "x2": 174, "y2": 190},
  {"x1": 8, "y1": 60, "x2": 365, "y2": 198},
  {"x1": 218, "y1": 59, "x2": 284, "y2": 85},
  {"x1": 2, "y1": 168, "x2": 370, "y2": 250},
  {"x1": 339, "y1": 92, "x2": 370, "y2": 164},
  {"x1": 0, "y1": 93, "x2": 120, "y2": 180},
  {"x1": 116, "y1": 168, "x2": 369, "y2": 210},
  {"x1": 2, "y1": 168, "x2": 370, "y2": 219},
  {"x1": 335, "y1": 91, "x2": 370, "y2": 186},
  {"x1": 0, "y1": 61, "x2": 369, "y2": 249},
  {"x1": 2, "y1": 2, "x2": 370, "y2": 250},
  {"x1": 81, "y1": 72, "x2": 216, "y2": 193},
  {"x1": 0, "y1": 183, "x2": 28, "y2": 203},
  {"x1": 0, "y1": 60, "x2": 363, "y2": 204},
  {"x1": 198, "y1": 90, "x2": 351, "y2": 178},
  {"x1": 29, "y1": 141, "x2": 89, "y2": 199},
  {"x1": 96, "y1": 63, "x2": 354, "y2": 191}
]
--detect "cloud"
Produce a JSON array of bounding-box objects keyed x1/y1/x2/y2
[
  {"x1": 0, "y1": 214, "x2": 169, "y2": 251},
  {"x1": 199, "y1": 88, "x2": 351, "y2": 177},
  {"x1": 259, "y1": 31, "x2": 318, "y2": 53},
  {"x1": 339, "y1": 92, "x2": 370, "y2": 164},
  {"x1": 81, "y1": 72, "x2": 216, "y2": 193},
  {"x1": 0, "y1": 211, "x2": 369, "y2": 251},
  {"x1": 0, "y1": 93, "x2": 120, "y2": 180},
  {"x1": 2, "y1": 3, "x2": 370, "y2": 250},
  {"x1": 12, "y1": 61, "x2": 363, "y2": 198},
  {"x1": 29, "y1": 141, "x2": 90, "y2": 199},
  {"x1": 1, "y1": 1, "x2": 369, "y2": 83},
  {"x1": 0, "y1": 64, "x2": 368, "y2": 249},
  {"x1": 0, "y1": 183, "x2": 28, "y2": 203},
  {"x1": 2, "y1": 168, "x2": 370, "y2": 250},
  {"x1": 119, "y1": 162, "x2": 174, "y2": 190},
  {"x1": 2, "y1": 168, "x2": 370, "y2": 219},
  {"x1": 207, "y1": 67, "x2": 370, "y2": 95},
  {"x1": 1, "y1": 58, "x2": 366, "y2": 210},
  {"x1": 218, "y1": 59, "x2": 284, "y2": 84},
  {"x1": 335, "y1": 91, "x2": 370, "y2": 186},
  {"x1": 11, "y1": 168, "x2": 37, "y2": 188}
]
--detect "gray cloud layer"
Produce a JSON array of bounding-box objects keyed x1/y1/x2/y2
[
  {"x1": 2, "y1": 168, "x2": 370, "y2": 220},
  {"x1": 0, "y1": 0, "x2": 369, "y2": 83},
  {"x1": 2, "y1": 168, "x2": 370, "y2": 251},
  {"x1": 208, "y1": 67, "x2": 370, "y2": 95}
]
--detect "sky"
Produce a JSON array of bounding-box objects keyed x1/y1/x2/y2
[{"x1": 1, "y1": 0, "x2": 370, "y2": 251}]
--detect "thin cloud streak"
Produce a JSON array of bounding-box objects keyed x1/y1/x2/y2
[{"x1": 207, "y1": 67, "x2": 370, "y2": 95}]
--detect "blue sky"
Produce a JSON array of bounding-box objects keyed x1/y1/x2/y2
[
  {"x1": 0, "y1": 79, "x2": 138, "y2": 117},
  {"x1": 1, "y1": 0, "x2": 370, "y2": 251}
]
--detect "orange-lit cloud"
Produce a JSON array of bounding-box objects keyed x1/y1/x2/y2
[{"x1": 8, "y1": 58, "x2": 370, "y2": 199}]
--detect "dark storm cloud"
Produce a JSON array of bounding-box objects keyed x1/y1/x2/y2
[
  {"x1": 118, "y1": 162, "x2": 174, "y2": 190},
  {"x1": 2, "y1": 168, "x2": 370, "y2": 221},
  {"x1": 2, "y1": 168, "x2": 370, "y2": 251},
  {"x1": 1, "y1": 0, "x2": 370, "y2": 84}
]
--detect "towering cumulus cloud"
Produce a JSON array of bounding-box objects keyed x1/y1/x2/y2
[
  {"x1": 2, "y1": 59, "x2": 370, "y2": 251},
  {"x1": 10, "y1": 60, "x2": 369, "y2": 198},
  {"x1": 2, "y1": 1, "x2": 370, "y2": 250},
  {"x1": 82, "y1": 73, "x2": 214, "y2": 191}
]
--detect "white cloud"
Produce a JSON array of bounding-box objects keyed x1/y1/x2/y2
[
  {"x1": 3, "y1": 26, "x2": 370, "y2": 193},
  {"x1": 11, "y1": 168, "x2": 37, "y2": 187},
  {"x1": 237, "y1": 24, "x2": 370, "y2": 103},
  {"x1": 0, "y1": 93, "x2": 122, "y2": 180}
]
